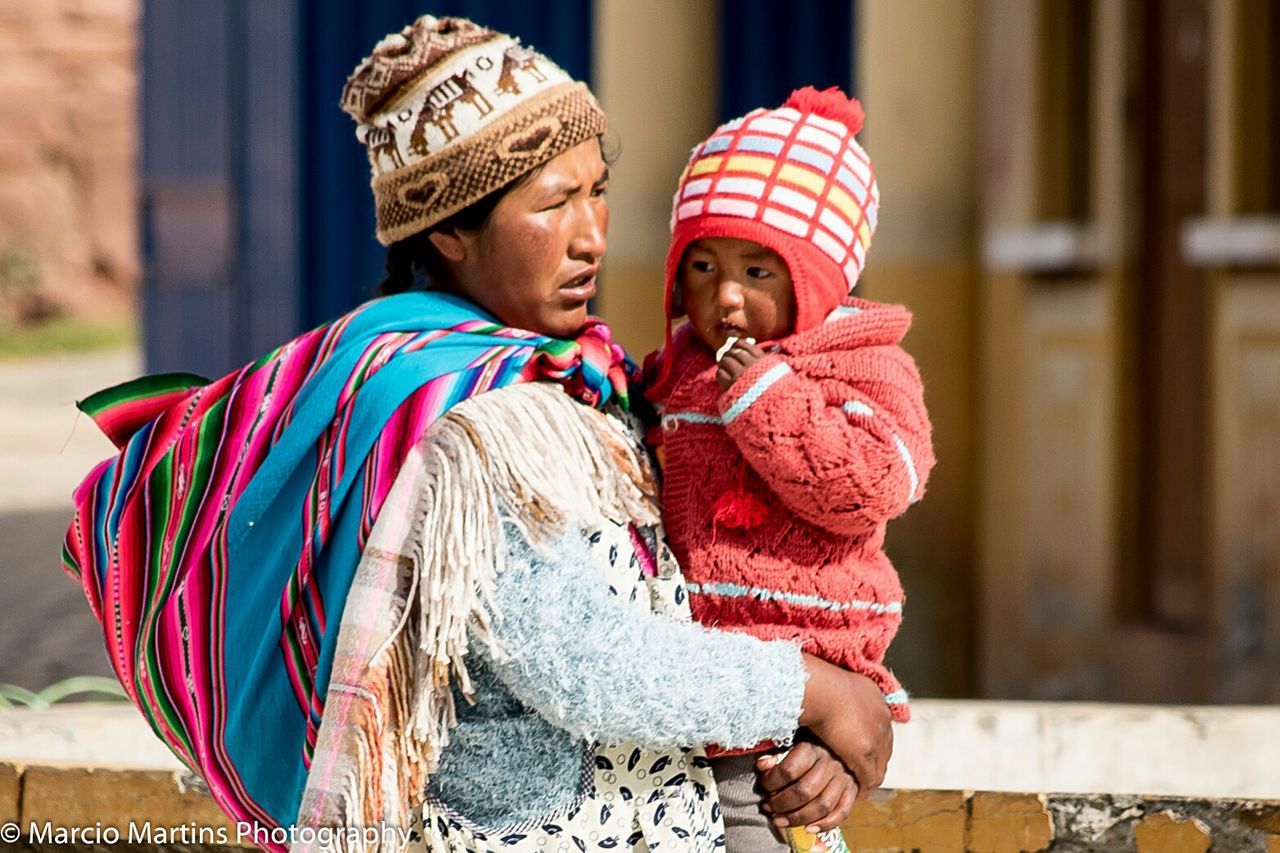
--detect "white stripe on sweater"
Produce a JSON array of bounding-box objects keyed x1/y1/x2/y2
[
  {"x1": 722, "y1": 363, "x2": 792, "y2": 424},
  {"x1": 892, "y1": 433, "x2": 921, "y2": 503},
  {"x1": 661, "y1": 411, "x2": 722, "y2": 429},
  {"x1": 686, "y1": 581, "x2": 902, "y2": 615},
  {"x1": 841, "y1": 401, "x2": 921, "y2": 504}
]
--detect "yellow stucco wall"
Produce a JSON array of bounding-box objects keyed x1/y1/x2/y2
[{"x1": 592, "y1": 0, "x2": 719, "y2": 358}]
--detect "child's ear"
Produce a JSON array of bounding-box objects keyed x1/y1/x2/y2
[{"x1": 669, "y1": 281, "x2": 686, "y2": 317}]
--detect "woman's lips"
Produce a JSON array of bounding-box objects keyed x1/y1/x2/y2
[{"x1": 559, "y1": 274, "x2": 597, "y2": 302}]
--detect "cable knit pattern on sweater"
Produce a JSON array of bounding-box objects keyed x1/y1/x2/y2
[{"x1": 651, "y1": 298, "x2": 935, "y2": 723}]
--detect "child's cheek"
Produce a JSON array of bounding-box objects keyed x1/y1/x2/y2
[{"x1": 680, "y1": 283, "x2": 719, "y2": 348}]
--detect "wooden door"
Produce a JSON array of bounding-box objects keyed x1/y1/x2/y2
[
  {"x1": 1196, "y1": 0, "x2": 1280, "y2": 702},
  {"x1": 979, "y1": 0, "x2": 1128, "y2": 699},
  {"x1": 977, "y1": 0, "x2": 1280, "y2": 702}
]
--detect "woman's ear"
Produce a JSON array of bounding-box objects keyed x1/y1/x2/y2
[{"x1": 428, "y1": 227, "x2": 467, "y2": 263}]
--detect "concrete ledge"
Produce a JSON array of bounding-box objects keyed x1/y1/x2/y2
[
  {"x1": 844, "y1": 789, "x2": 969, "y2": 847},
  {"x1": 4, "y1": 701, "x2": 1280, "y2": 850},
  {"x1": 1, "y1": 761, "x2": 249, "y2": 852},
  {"x1": 0, "y1": 765, "x2": 1277, "y2": 852},
  {"x1": 8, "y1": 700, "x2": 1280, "y2": 798},
  {"x1": 0, "y1": 705, "x2": 181, "y2": 769},
  {"x1": 886, "y1": 699, "x2": 1280, "y2": 799}
]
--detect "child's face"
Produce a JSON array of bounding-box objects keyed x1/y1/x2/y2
[{"x1": 677, "y1": 237, "x2": 797, "y2": 353}]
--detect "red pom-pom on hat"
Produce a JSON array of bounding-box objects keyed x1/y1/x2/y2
[{"x1": 784, "y1": 85, "x2": 865, "y2": 134}]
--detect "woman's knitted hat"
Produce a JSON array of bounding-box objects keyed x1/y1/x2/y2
[
  {"x1": 664, "y1": 87, "x2": 879, "y2": 334},
  {"x1": 342, "y1": 16, "x2": 608, "y2": 245}
]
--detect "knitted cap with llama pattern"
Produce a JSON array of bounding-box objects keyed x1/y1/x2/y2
[
  {"x1": 665, "y1": 87, "x2": 879, "y2": 334},
  {"x1": 343, "y1": 16, "x2": 607, "y2": 245}
]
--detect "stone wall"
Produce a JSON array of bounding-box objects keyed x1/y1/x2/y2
[
  {"x1": 0, "y1": 0, "x2": 138, "y2": 325},
  {"x1": 849, "y1": 790, "x2": 1280, "y2": 852},
  {"x1": 2, "y1": 762, "x2": 1279, "y2": 852}
]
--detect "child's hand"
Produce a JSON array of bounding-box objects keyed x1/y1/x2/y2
[
  {"x1": 716, "y1": 339, "x2": 766, "y2": 389},
  {"x1": 757, "y1": 741, "x2": 857, "y2": 833}
]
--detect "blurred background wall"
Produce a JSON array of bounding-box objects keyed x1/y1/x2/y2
[
  {"x1": 3, "y1": 0, "x2": 1278, "y2": 708},
  {"x1": 0, "y1": 0, "x2": 137, "y2": 331}
]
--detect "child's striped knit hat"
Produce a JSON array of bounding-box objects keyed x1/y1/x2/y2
[{"x1": 664, "y1": 87, "x2": 879, "y2": 334}]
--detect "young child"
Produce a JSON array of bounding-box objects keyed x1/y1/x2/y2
[{"x1": 645, "y1": 87, "x2": 935, "y2": 850}]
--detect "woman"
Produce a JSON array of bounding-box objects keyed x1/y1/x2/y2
[{"x1": 62, "y1": 16, "x2": 891, "y2": 852}]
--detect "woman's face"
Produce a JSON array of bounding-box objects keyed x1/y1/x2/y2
[{"x1": 446, "y1": 139, "x2": 609, "y2": 338}]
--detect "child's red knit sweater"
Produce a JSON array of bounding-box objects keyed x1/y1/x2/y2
[{"x1": 649, "y1": 298, "x2": 934, "y2": 726}]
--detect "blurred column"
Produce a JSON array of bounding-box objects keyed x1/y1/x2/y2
[
  {"x1": 142, "y1": 1, "x2": 246, "y2": 375},
  {"x1": 141, "y1": 1, "x2": 304, "y2": 377},
  {"x1": 859, "y1": 0, "x2": 981, "y2": 696},
  {"x1": 717, "y1": 0, "x2": 855, "y2": 123},
  {"x1": 592, "y1": 0, "x2": 719, "y2": 356}
]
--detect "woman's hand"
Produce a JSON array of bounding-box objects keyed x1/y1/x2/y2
[
  {"x1": 716, "y1": 339, "x2": 766, "y2": 389},
  {"x1": 796, "y1": 654, "x2": 893, "y2": 801},
  {"x1": 757, "y1": 740, "x2": 857, "y2": 833}
]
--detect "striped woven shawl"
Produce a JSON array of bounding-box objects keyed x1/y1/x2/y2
[{"x1": 61, "y1": 292, "x2": 634, "y2": 829}]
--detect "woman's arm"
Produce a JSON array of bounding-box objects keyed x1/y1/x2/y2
[
  {"x1": 479, "y1": 522, "x2": 807, "y2": 749},
  {"x1": 479, "y1": 521, "x2": 894, "y2": 801},
  {"x1": 793, "y1": 656, "x2": 893, "y2": 800}
]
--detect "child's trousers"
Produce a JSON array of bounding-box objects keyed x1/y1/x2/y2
[{"x1": 710, "y1": 753, "x2": 790, "y2": 852}]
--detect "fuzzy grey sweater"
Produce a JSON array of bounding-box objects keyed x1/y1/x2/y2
[{"x1": 425, "y1": 523, "x2": 807, "y2": 827}]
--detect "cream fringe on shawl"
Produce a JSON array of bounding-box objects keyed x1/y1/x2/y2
[{"x1": 293, "y1": 383, "x2": 659, "y2": 849}]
